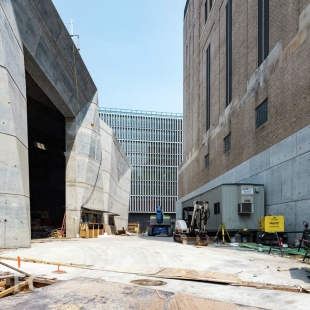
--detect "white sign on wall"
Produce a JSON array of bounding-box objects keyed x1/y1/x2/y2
[{"x1": 241, "y1": 187, "x2": 253, "y2": 195}]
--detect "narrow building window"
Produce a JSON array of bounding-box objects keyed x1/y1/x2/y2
[
  {"x1": 226, "y1": 0, "x2": 232, "y2": 106},
  {"x1": 258, "y1": 0, "x2": 269, "y2": 66},
  {"x1": 214, "y1": 202, "x2": 220, "y2": 214},
  {"x1": 210, "y1": 0, "x2": 213, "y2": 10},
  {"x1": 205, "y1": 154, "x2": 209, "y2": 168},
  {"x1": 206, "y1": 44, "x2": 211, "y2": 131},
  {"x1": 256, "y1": 99, "x2": 268, "y2": 128},
  {"x1": 205, "y1": 1, "x2": 208, "y2": 23},
  {"x1": 224, "y1": 133, "x2": 231, "y2": 153}
]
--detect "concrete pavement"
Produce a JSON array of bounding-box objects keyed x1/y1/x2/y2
[{"x1": 0, "y1": 235, "x2": 310, "y2": 309}]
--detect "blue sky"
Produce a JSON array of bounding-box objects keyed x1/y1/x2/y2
[{"x1": 52, "y1": 0, "x2": 185, "y2": 113}]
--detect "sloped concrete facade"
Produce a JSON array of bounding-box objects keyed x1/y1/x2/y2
[
  {"x1": 0, "y1": 0, "x2": 131, "y2": 247},
  {"x1": 100, "y1": 121, "x2": 131, "y2": 229}
]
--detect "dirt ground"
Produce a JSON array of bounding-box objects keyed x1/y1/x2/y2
[
  {"x1": 0, "y1": 235, "x2": 309, "y2": 309},
  {"x1": 0, "y1": 277, "x2": 263, "y2": 310}
]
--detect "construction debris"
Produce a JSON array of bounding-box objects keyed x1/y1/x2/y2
[
  {"x1": 0, "y1": 261, "x2": 31, "y2": 277},
  {"x1": 0, "y1": 279, "x2": 31, "y2": 299},
  {"x1": 0, "y1": 261, "x2": 57, "y2": 299},
  {"x1": 31, "y1": 226, "x2": 51, "y2": 239}
]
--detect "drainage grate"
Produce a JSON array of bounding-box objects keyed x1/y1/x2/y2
[{"x1": 130, "y1": 279, "x2": 167, "y2": 286}]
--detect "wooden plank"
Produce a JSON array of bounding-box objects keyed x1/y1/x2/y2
[
  {"x1": 277, "y1": 267, "x2": 300, "y2": 272},
  {"x1": 232, "y1": 281, "x2": 308, "y2": 293},
  {"x1": 150, "y1": 268, "x2": 241, "y2": 285},
  {"x1": 0, "y1": 261, "x2": 31, "y2": 277},
  {"x1": 0, "y1": 279, "x2": 29, "y2": 298},
  {"x1": 33, "y1": 277, "x2": 59, "y2": 285}
]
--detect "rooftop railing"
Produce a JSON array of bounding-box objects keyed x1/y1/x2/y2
[{"x1": 99, "y1": 107, "x2": 183, "y2": 119}]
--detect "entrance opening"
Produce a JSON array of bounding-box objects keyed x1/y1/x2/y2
[{"x1": 26, "y1": 72, "x2": 66, "y2": 238}]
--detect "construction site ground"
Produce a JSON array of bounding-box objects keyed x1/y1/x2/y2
[{"x1": 0, "y1": 235, "x2": 310, "y2": 309}]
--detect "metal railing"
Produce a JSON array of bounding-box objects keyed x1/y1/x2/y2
[{"x1": 99, "y1": 107, "x2": 182, "y2": 119}]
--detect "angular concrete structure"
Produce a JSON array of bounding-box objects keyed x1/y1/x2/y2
[
  {"x1": 0, "y1": 0, "x2": 131, "y2": 247},
  {"x1": 100, "y1": 121, "x2": 131, "y2": 229}
]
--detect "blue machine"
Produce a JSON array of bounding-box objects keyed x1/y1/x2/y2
[{"x1": 148, "y1": 206, "x2": 173, "y2": 237}]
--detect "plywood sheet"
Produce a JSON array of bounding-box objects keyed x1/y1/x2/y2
[{"x1": 149, "y1": 268, "x2": 240, "y2": 284}]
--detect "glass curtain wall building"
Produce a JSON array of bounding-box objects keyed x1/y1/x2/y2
[{"x1": 99, "y1": 108, "x2": 183, "y2": 231}]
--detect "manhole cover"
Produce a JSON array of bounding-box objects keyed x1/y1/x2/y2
[{"x1": 130, "y1": 279, "x2": 167, "y2": 286}]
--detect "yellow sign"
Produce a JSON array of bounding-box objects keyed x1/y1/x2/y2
[{"x1": 258, "y1": 215, "x2": 284, "y2": 233}]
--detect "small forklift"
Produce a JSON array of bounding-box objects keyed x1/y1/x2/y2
[{"x1": 148, "y1": 206, "x2": 173, "y2": 237}]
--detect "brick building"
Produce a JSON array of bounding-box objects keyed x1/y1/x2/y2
[{"x1": 177, "y1": 0, "x2": 310, "y2": 235}]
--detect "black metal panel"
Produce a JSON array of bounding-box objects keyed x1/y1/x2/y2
[
  {"x1": 226, "y1": 0, "x2": 232, "y2": 106},
  {"x1": 205, "y1": 154, "x2": 210, "y2": 168},
  {"x1": 224, "y1": 133, "x2": 231, "y2": 153},
  {"x1": 256, "y1": 99, "x2": 268, "y2": 128},
  {"x1": 184, "y1": 0, "x2": 190, "y2": 19},
  {"x1": 214, "y1": 202, "x2": 220, "y2": 214},
  {"x1": 258, "y1": 0, "x2": 269, "y2": 66},
  {"x1": 206, "y1": 44, "x2": 211, "y2": 131}
]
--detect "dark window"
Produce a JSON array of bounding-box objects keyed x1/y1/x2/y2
[
  {"x1": 258, "y1": 0, "x2": 269, "y2": 65},
  {"x1": 224, "y1": 133, "x2": 231, "y2": 153},
  {"x1": 256, "y1": 99, "x2": 268, "y2": 128},
  {"x1": 226, "y1": 0, "x2": 232, "y2": 106},
  {"x1": 205, "y1": 1, "x2": 208, "y2": 23},
  {"x1": 210, "y1": 0, "x2": 213, "y2": 10},
  {"x1": 214, "y1": 202, "x2": 220, "y2": 214},
  {"x1": 205, "y1": 154, "x2": 209, "y2": 168},
  {"x1": 206, "y1": 44, "x2": 211, "y2": 131},
  {"x1": 184, "y1": 0, "x2": 190, "y2": 19}
]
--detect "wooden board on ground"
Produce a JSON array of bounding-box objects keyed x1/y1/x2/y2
[
  {"x1": 147, "y1": 268, "x2": 241, "y2": 285},
  {"x1": 0, "y1": 277, "x2": 260, "y2": 310}
]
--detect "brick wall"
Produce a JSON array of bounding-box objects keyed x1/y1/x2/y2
[{"x1": 180, "y1": 0, "x2": 310, "y2": 198}]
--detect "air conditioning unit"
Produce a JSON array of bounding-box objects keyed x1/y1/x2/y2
[
  {"x1": 238, "y1": 203, "x2": 253, "y2": 214},
  {"x1": 238, "y1": 185, "x2": 254, "y2": 214}
]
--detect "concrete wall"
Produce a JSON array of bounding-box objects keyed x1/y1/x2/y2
[
  {"x1": 0, "y1": 0, "x2": 131, "y2": 246},
  {"x1": 100, "y1": 121, "x2": 131, "y2": 230},
  {"x1": 0, "y1": 0, "x2": 30, "y2": 247},
  {"x1": 177, "y1": 124, "x2": 310, "y2": 238},
  {"x1": 179, "y1": 1, "x2": 310, "y2": 239},
  {"x1": 65, "y1": 97, "x2": 104, "y2": 237}
]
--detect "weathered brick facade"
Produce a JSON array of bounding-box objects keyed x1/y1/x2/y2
[
  {"x1": 178, "y1": 1, "x2": 310, "y2": 235},
  {"x1": 179, "y1": 0, "x2": 310, "y2": 200}
]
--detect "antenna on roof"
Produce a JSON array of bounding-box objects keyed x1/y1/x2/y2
[{"x1": 65, "y1": 19, "x2": 80, "y2": 51}]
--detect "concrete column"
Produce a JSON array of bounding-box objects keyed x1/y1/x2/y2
[
  {"x1": 65, "y1": 92, "x2": 104, "y2": 237},
  {"x1": 0, "y1": 1, "x2": 30, "y2": 247}
]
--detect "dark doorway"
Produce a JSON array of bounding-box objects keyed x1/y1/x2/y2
[{"x1": 26, "y1": 72, "x2": 65, "y2": 238}]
